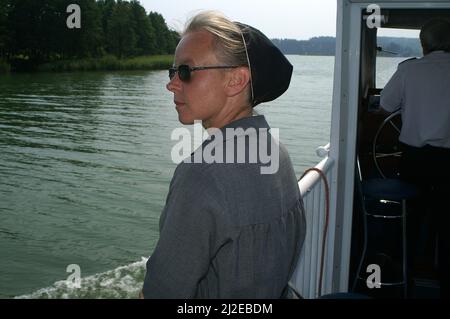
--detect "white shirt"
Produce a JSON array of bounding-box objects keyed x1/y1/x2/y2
[{"x1": 380, "y1": 51, "x2": 450, "y2": 148}]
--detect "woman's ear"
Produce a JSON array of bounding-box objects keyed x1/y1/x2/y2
[{"x1": 225, "y1": 67, "x2": 251, "y2": 97}]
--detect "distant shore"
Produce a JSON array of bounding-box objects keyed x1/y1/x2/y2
[{"x1": 0, "y1": 55, "x2": 174, "y2": 74}]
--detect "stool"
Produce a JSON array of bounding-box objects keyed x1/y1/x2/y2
[{"x1": 359, "y1": 178, "x2": 418, "y2": 298}]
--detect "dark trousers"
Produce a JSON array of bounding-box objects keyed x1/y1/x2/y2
[{"x1": 399, "y1": 142, "x2": 450, "y2": 298}]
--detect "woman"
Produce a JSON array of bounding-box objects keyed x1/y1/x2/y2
[{"x1": 142, "y1": 11, "x2": 306, "y2": 299}]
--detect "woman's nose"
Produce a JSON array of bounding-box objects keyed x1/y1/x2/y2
[{"x1": 166, "y1": 74, "x2": 181, "y2": 92}]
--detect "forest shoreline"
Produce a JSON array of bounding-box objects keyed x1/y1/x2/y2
[{"x1": 0, "y1": 55, "x2": 174, "y2": 74}]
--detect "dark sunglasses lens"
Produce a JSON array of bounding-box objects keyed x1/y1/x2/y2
[
  {"x1": 168, "y1": 65, "x2": 191, "y2": 81},
  {"x1": 178, "y1": 65, "x2": 191, "y2": 81},
  {"x1": 169, "y1": 68, "x2": 176, "y2": 80}
]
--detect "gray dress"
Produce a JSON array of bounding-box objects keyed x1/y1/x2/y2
[{"x1": 143, "y1": 115, "x2": 306, "y2": 298}]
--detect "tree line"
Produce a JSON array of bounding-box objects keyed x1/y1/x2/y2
[
  {"x1": 272, "y1": 37, "x2": 336, "y2": 56},
  {"x1": 0, "y1": 0, "x2": 180, "y2": 70},
  {"x1": 272, "y1": 36, "x2": 422, "y2": 57}
]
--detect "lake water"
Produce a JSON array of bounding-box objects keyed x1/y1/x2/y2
[{"x1": 0, "y1": 56, "x2": 403, "y2": 298}]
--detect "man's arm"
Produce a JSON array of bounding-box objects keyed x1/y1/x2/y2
[{"x1": 380, "y1": 67, "x2": 405, "y2": 113}]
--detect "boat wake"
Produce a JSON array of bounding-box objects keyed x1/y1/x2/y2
[{"x1": 15, "y1": 257, "x2": 148, "y2": 299}]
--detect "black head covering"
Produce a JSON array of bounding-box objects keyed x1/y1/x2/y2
[{"x1": 235, "y1": 22, "x2": 293, "y2": 107}]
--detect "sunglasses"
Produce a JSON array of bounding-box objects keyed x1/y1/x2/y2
[{"x1": 169, "y1": 64, "x2": 239, "y2": 82}]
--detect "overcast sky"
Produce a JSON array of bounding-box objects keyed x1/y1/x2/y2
[
  {"x1": 140, "y1": 0, "x2": 420, "y2": 40},
  {"x1": 140, "y1": 0, "x2": 337, "y2": 40}
]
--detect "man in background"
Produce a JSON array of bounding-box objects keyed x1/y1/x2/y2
[{"x1": 381, "y1": 18, "x2": 450, "y2": 298}]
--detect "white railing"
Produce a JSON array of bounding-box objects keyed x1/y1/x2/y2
[{"x1": 291, "y1": 143, "x2": 335, "y2": 299}]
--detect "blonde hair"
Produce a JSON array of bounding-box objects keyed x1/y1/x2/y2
[
  {"x1": 183, "y1": 11, "x2": 248, "y2": 68},
  {"x1": 183, "y1": 11, "x2": 254, "y2": 104}
]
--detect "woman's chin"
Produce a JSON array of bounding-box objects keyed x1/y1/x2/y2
[{"x1": 178, "y1": 115, "x2": 194, "y2": 125}]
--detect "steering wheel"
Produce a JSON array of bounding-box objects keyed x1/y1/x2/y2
[{"x1": 372, "y1": 110, "x2": 402, "y2": 178}]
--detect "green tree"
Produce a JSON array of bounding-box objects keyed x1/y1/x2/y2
[
  {"x1": 130, "y1": 0, "x2": 156, "y2": 55},
  {"x1": 167, "y1": 29, "x2": 180, "y2": 54},
  {"x1": 148, "y1": 11, "x2": 168, "y2": 54},
  {"x1": 148, "y1": 12, "x2": 179, "y2": 54},
  {"x1": 37, "y1": 0, "x2": 67, "y2": 60},
  {"x1": 0, "y1": 0, "x2": 10, "y2": 58},
  {"x1": 106, "y1": 0, "x2": 136, "y2": 58},
  {"x1": 7, "y1": 0, "x2": 41, "y2": 60},
  {"x1": 97, "y1": 0, "x2": 116, "y2": 53},
  {"x1": 0, "y1": 0, "x2": 178, "y2": 69},
  {"x1": 76, "y1": 0, "x2": 104, "y2": 57}
]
